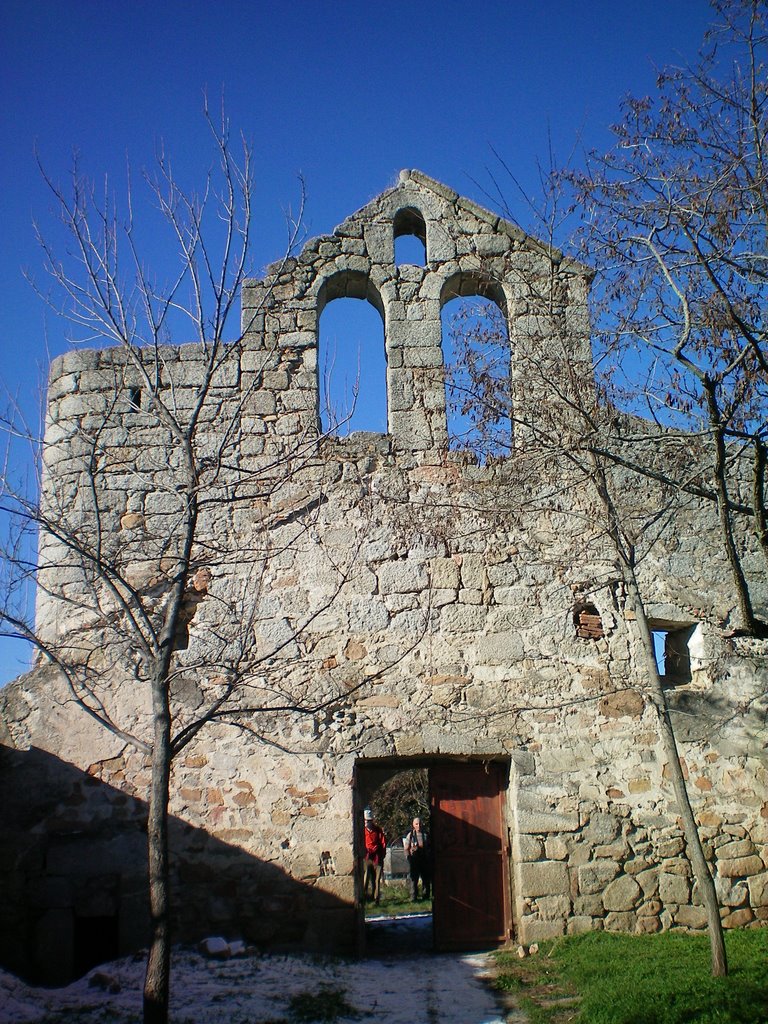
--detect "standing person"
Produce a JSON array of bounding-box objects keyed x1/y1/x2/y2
[
  {"x1": 362, "y1": 808, "x2": 386, "y2": 905},
  {"x1": 404, "y1": 816, "x2": 432, "y2": 901}
]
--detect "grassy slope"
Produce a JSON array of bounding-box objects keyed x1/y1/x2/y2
[{"x1": 493, "y1": 930, "x2": 768, "y2": 1024}]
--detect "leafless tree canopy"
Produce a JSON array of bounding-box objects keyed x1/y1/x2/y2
[{"x1": 0, "y1": 104, "x2": 378, "y2": 1024}]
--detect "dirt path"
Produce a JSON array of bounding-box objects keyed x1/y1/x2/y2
[{"x1": 358, "y1": 913, "x2": 509, "y2": 1023}]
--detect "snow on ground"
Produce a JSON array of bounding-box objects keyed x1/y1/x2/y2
[{"x1": 0, "y1": 916, "x2": 508, "y2": 1024}]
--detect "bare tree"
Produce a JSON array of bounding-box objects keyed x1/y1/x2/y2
[
  {"x1": 0, "y1": 105, "x2": 393, "y2": 1023},
  {"x1": 567, "y1": 0, "x2": 768, "y2": 636},
  {"x1": 443, "y1": 2, "x2": 768, "y2": 975},
  {"x1": 554, "y1": 6, "x2": 768, "y2": 971},
  {"x1": 444, "y1": 257, "x2": 734, "y2": 975},
  {"x1": 370, "y1": 768, "x2": 430, "y2": 848}
]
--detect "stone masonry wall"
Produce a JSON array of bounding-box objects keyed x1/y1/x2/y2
[{"x1": 2, "y1": 171, "x2": 767, "y2": 982}]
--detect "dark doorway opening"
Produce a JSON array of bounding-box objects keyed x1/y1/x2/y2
[
  {"x1": 354, "y1": 757, "x2": 511, "y2": 957},
  {"x1": 358, "y1": 765, "x2": 433, "y2": 957},
  {"x1": 73, "y1": 913, "x2": 119, "y2": 979}
]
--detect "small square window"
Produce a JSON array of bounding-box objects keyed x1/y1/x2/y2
[{"x1": 650, "y1": 624, "x2": 695, "y2": 685}]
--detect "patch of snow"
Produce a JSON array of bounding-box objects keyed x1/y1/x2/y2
[{"x1": 0, "y1": 941, "x2": 507, "y2": 1023}]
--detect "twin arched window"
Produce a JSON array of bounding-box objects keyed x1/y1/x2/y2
[{"x1": 317, "y1": 220, "x2": 512, "y2": 453}]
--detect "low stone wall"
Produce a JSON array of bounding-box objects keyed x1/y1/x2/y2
[{"x1": 514, "y1": 799, "x2": 768, "y2": 942}]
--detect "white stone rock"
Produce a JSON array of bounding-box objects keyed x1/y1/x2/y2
[{"x1": 200, "y1": 937, "x2": 230, "y2": 958}]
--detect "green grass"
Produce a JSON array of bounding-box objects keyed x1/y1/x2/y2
[
  {"x1": 364, "y1": 880, "x2": 432, "y2": 918},
  {"x1": 493, "y1": 930, "x2": 768, "y2": 1024}
]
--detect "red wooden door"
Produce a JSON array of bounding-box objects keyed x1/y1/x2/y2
[{"x1": 431, "y1": 762, "x2": 510, "y2": 950}]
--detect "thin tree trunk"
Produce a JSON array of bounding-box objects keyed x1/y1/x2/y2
[
  {"x1": 752, "y1": 436, "x2": 768, "y2": 570},
  {"x1": 142, "y1": 484, "x2": 197, "y2": 1024},
  {"x1": 703, "y1": 379, "x2": 757, "y2": 634},
  {"x1": 625, "y1": 574, "x2": 728, "y2": 977},
  {"x1": 590, "y1": 458, "x2": 728, "y2": 977},
  {"x1": 143, "y1": 670, "x2": 173, "y2": 1024}
]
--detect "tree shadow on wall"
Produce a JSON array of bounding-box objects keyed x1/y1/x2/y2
[
  {"x1": 0, "y1": 743, "x2": 353, "y2": 987},
  {"x1": 667, "y1": 688, "x2": 767, "y2": 754}
]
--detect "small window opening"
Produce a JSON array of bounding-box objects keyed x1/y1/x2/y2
[
  {"x1": 393, "y1": 207, "x2": 427, "y2": 266},
  {"x1": 395, "y1": 234, "x2": 426, "y2": 267},
  {"x1": 128, "y1": 386, "x2": 142, "y2": 410},
  {"x1": 651, "y1": 625, "x2": 694, "y2": 685},
  {"x1": 574, "y1": 603, "x2": 604, "y2": 639},
  {"x1": 319, "y1": 297, "x2": 387, "y2": 435},
  {"x1": 440, "y1": 290, "x2": 512, "y2": 460}
]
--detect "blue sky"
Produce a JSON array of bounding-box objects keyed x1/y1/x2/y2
[{"x1": 0, "y1": 0, "x2": 715, "y2": 683}]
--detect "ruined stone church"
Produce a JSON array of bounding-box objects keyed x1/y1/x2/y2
[{"x1": 2, "y1": 170, "x2": 766, "y2": 984}]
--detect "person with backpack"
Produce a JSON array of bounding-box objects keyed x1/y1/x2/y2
[{"x1": 403, "y1": 816, "x2": 432, "y2": 901}]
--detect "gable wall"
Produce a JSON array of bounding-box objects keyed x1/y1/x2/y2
[{"x1": 3, "y1": 172, "x2": 766, "y2": 982}]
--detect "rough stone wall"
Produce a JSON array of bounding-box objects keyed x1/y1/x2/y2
[{"x1": 2, "y1": 170, "x2": 767, "y2": 982}]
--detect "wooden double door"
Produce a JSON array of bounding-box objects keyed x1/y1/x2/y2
[{"x1": 430, "y1": 761, "x2": 510, "y2": 950}]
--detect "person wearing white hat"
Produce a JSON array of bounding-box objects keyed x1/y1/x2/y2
[{"x1": 362, "y1": 808, "x2": 386, "y2": 904}]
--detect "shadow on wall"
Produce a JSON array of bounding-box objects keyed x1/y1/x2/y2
[{"x1": 0, "y1": 744, "x2": 353, "y2": 987}]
